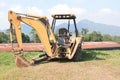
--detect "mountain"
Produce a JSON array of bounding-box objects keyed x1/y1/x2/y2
[
  {"x1": 21, "y1": 24, "x2": 32, "y2": 34},
  {"x1": 77, "y1": 20, "x2": 120, "y2": 36},
  {"x1": 55, "y1": 19, "x2": 120, "y2": 36},
  {"x1": 0, "y1": 24, "x2": 32, "y2": 35},
  {"x1": 1, "y1": 20, "x2": 120, "y2": 36}
]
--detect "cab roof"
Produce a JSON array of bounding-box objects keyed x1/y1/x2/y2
[{"x1": 52, "y1": 14, "x2": 76, "y2": 19}]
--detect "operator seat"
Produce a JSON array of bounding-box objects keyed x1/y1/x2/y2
[{"x1": 57, "y1": 28, "x2": 70, "y2": 46}]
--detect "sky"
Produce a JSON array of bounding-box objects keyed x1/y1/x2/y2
[{"x1": 0, "y1": 0, "x2": 120, "y2": 30}]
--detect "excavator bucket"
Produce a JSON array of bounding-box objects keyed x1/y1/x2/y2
[
  {"x1": 13, "y1": 53, "x2": 48, "y2": 67},
  {"x1": 14, "y1": 54, "x2": 31, "y2": 67}
]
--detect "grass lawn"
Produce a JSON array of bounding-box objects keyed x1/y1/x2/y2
[{"x1": 0, "y1": 50, "x2": 120, "y2": 80}]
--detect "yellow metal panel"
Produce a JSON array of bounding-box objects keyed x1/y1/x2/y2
[
  {"x1": 21, "y1": 17, "x2": 52, "y2": 57},
  {"x1": 8, "y1": 11, "x2": 22, "y2": 50}
]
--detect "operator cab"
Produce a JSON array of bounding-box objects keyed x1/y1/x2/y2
[
  {"x1": 57, "y1": 28, "x2": 71, "y2": 46},
  {"x1": 51, "y1": 14, "x2": 79, "y2": 46}
]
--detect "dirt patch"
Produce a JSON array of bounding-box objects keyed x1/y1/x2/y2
[
  {"x1": 1, "y1": 61, "x2": 120, "y2": 80},
  {"x1": 82, "y1": 42, "x2": 120, "y2": 50},
  {"x1": 0, "y1": 42, "x2": 120, "y2": 52}
]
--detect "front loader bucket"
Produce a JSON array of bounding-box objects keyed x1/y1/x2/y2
[{"x1": 14, "y1": 54, "x2": 31, "y2": 67}]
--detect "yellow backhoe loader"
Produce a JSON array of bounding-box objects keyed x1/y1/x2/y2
[{"x1": 8, "y1": 11, "x2": 83, "y2": 67}]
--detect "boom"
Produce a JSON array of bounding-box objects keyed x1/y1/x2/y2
[{"x1": 8, "y1": 11, "x2": 56, "y2": 57}]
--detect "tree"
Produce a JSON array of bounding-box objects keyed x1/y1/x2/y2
[
  {"x1": 5, "y1": 29, "x2": 30, "y2": 43},
  {"x1": 22, "y1": 33, "x2": 30, "y2": 43},
  {"x1": 84, "y1": 34, "x2": 91, "y2": 41},
  {"x1": 30, "y1": 29, "x2": 40, "y2": 43},
  {"x1": 90, "y1": 31, "x2": 102, "y2": 41},
  {"x1": 5, "y1": 29, "x2": 10, "y2": 43},
  {"x1": 112, "y1": 36, "x2": 120, "y2": 43},
  {"x1": 0, "y1": 32, "x2": 8, "y2": 43},
  {"x1": 81, "y1": 28, "x2": 90, "y2": 41},
  {"x1": 81, "y1": 28, "x2": 89, "y2": 34},
  {"x1": 102, "y1": 34, "x2": 112, "y2": 41}
]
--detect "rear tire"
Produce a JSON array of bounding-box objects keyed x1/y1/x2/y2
[{"x1": 72, "y1": 45, "x2": 82, "y2": 61}]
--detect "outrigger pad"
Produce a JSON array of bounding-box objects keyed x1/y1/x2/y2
[{"x1": 14, "y1": 54, "x2": 31, "y2": 67}]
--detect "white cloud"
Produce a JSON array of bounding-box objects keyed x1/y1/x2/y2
[
  {"x1": 48, "y1": 4, "x2": 86, "y2": 15},
  {"x1": 99, "y1": 8, "x2": 112, "y2": 14},
  {"x1": 70, "y1": 0, "x2": 85, "y2": 4},
  {"x1": 84, "y1": 8, "x2": 120, "y2": 26},
  {"x1": 3, "y1": 5, "x2": 43, "y2": 30},
  {"x1": 48, "y1": 4, "x2": 87, "y2": 24},
  {"x1": 48, "y1": 4, "x2": 86, "y2": 21},
  {"x1": 48, "y1": 4, "x2": 71, "y2": 14},
  {"x1": 9, "y1": 5, "x2": 43, "y2": 15},
  {"x1": 71, "y1": 8, "x2": 86, "y2": 16},
  {"x1": 0, "y1": 1, "x2": 6, "y2": 7},
  {"x1": 1, "y1": 2, "x2": 120, "y2": 31},
  {"x1": 25, "y1": 7, "x2": 43, "y2": 15},
  {"x1": 0, "y1": 12, "x2": 3, "y2": 16},
  {"x1": 0, "y1": 11, "x2": 9, "y2": 30},
  {"x1": 10, "y1": 5, "x2": 23, "y2": 13},
  {"x1": 48, "y1": 5, "x2": 120, "y2": 26}
]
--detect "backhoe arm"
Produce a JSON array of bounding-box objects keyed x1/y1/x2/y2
[
  {"x1": 8, "y1": 11, "x2": 22, "y2": 51},
  {"x1": 8, "y1": 11, "x2": 56, "y2": 57}
]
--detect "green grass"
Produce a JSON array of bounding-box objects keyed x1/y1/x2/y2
[
  {"x1": 0, "y1": 52, "x2": 15, "y2": 73},
  {"x1": 82, "y1": 50, "x2": 120, "y2": 61},
  {"x1": 0, "y1": 51, "x2": 41, "y2": 74},
  {"x1": 0, "y1": 52, "x2": 13, "y2": 66},
  {"x1": 0, "y1": 50, "x2": 120, "y2": 80},
  {"x1": 82, "y1": 50, "x2": 120, "y2": 68}
]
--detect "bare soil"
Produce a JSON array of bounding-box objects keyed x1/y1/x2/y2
[
  {"x1": 0, "y1": 42, "x2": 120, "y2": 52},
  {"x1": 1, "y1": 60, "x2": 120, "y2": 80}
]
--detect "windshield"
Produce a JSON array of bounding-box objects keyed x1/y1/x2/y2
[{"x1": 52, "y1": 19, "x2": 76, "y2": 39}]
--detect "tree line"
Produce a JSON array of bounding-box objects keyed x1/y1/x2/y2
[
  {"x1": 0, "y1": 28, "x2": 120, "y2": 43},
  {"x1": 81, "y1": 28, "x2": 120, "y2": 43},
  {"x1": 0, "y1": 29, "x2": 40, "y2": 43}
]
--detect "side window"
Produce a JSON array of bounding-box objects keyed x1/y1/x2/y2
[{"x1": 69, "y1": 24, "x2": 76, "y2": 39}]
